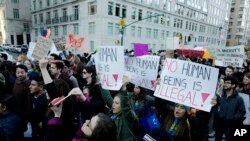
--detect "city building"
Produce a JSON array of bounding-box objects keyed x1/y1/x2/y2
[
  {"x1": 227, "y1": 0, "x2": 250, "y2": 46},
  {"x1": 0, "y1": 0, "x2": 31, "y2": 45},
  {"x1": 31, "y1": 0, "x2": 231, "y2": 53}
]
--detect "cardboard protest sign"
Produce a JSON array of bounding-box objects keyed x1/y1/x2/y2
[
  {"x1": 154, "y1": 58, "x2": 219, "y2": 112},
  {"x1": 215, "y1": 45, "x2": 244, "y2": 67},
  {"x1": 32, "y1": 36, "x2": 53, "y2": 60},
  {"x1": 134, "y1": 43, "x2": 148, "y2": 56},
  {"x1": 52, "y1": 37, "x2": 66, "y2": 51},
  {"x1": 49, "y1": 43, "x2": 62, "y2": 56},
  {"x1": 166, "y1": 37, "x2": 179, "y2": 50},
  {"x1": 95, "y1": 46, "x2": 124, "y2": 90},
  {"x1": 67, "y1": 34, "x2": 89, "y2": 53},
  {"x1": 239, "y1": 93, "x2": 250, "y2": 117},
  {"x1": 27, "y1": 42, "x2": 36, "y2": 61},
  {"x1": 125, "y1": 55, "x2": 160, "y2": 90}
]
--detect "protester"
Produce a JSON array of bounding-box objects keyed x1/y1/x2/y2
[{"x1": 24, "y1": 59, "x2": 40, "y2": 80}]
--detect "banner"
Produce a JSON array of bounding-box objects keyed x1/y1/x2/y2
[
  {"x1": 32, "y1": 36, "x2": 53, "y2": 60},
  {"x1": 67, "y1": 34, "x2": 89, "y2": 53},
  {"x1": 154, "y1": 58, "x2": 219, "y2": 112},
  {"x1": 166, "y1": 37, "x2": 179, "y2": 50},
  {"x1": 134, "y1": 43, "x2": 148, "y2": 56},
  {"x1": 95, "y1": 46, "x2": 124, "y2": 90},
  {"x1": 215, "y1": 45, "x2": 244, "y2": 67},
  {"x1": 125, "y1": 55, "x2": 160, "y2": 90}
]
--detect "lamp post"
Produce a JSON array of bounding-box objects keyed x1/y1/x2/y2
[
  {"x1": 218, "y1": 26, "x2": 222, "y2": 46},
  {"x1": 119, "y1": 14, "x2": 165, "y2": 46}
]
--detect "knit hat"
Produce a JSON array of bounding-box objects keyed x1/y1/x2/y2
[{"x1": 0, "y1": 73, "x2": 5, "y2": 85}]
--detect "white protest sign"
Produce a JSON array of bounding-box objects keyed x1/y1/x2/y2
[
  {"x1": 95, "y1": 46, "x2": 124, "y2": 90},
  {"x1": 154, "y1": 58, "x2": 219, "y2": 112},
  {"x1": 125, "y1": 55, "x2": 160, "y2": 90},
  {"x1": 27, "y1": 42, "x2": 36, "y2": 61},
  {"x1": 32, "y1": 36, "x2": 53, "y2": 60},
  {"x1": 166, "y1": 37, "x2": 179, "y2": 50},
  {"x1": 49, "y1": 43, "x2": 62, "y2": 56},
  {"x1": 215, "y1": 45, "x2": 244, "y2": 67},
  {"x1": 239, "y1": 93, "x2": 250, "y2": 117}
]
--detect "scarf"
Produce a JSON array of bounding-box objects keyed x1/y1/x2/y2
[{"x1": 168, "y1": 118, "x2": 180, "y2": 141}]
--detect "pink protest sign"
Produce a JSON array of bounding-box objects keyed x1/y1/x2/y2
[{"x1": 134, "y1": 43, "x2": 148, "y2": 56}]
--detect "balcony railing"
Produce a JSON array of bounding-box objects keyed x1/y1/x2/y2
[
  {"x1": 52, "y1": 18, "x2": 59, "y2": 24},
  {"x1": 46, "y1": 19, "x2": 52, "y2": 24},
  {"x1": 60, "y1": 16, "x2": 68, "y2": 23},
  {"x1": 69, "y1": 14, "x2": 79, "y2": 21}
]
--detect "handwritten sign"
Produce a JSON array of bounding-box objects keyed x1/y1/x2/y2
[
  {"x1": 95, "y1": 46, "x2": 124, "y2": 90},
  {"x1": 125, "y1": 55, "x2": 160, "y2": 90},
  {"x1": 67, "y1": 34, "x2": 89, "y2": 53},
  {"x1": 215, "y1": 45, "x2": 244, "y2": 67},
  {"x1": 27, "y1": 42, "x2": 36, "y2": 61},
  {"x1": 32, "y1": 36, "x2": 53, "y2": 60},
  {"x1": 154, "y1": 58, "x2": 219, "y2": 112},
  {"x1": 134, "y1": 43, "x2": 148, "y2": 56},
  {"x1": 52, "y1": 37, "x2": 66, "y2": 51},
  {"x1": 166, "y1": 37, "x2": 179, "y2": 50}
]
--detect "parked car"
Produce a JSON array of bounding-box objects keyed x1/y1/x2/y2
[
  {"x1": 2, "y1": 44, "x2": 12, "y2": 51},
  {"x1": 21, "y1": 45, "x2": 28, "y2": 53},
  {"x1": 0, "y1": 48, "x2": 14, "y2": 61},
  {"x1": 14, "y1": 45, "x2": 22, "y2": 53}
]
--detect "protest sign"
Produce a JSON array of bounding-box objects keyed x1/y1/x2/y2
[
  {"x1": 52, "y1": 37, "x2": 66, "y2": 51},
  {"x1": 154, "y1": 58, "x2": 219, "y2": 112},
  {"x1": 125, "y1": 55, "x2": 160, "y2": 90},
  {"x1": 95, "y1": 46, "x2": 124, "y2": 90},
  {"x1": 49, "y1": 43, "x2": 62, "y2": 56},
  {"x1": 166, "y1": 37, "x2": 179, "y2": 50},
  {"x1": 239, "y1": 93, "x2": 250, "y2": 117},
  {"x1": 67, "y1": 34, "x2": 89, "y2": 53},
  {"x1": 27, "y1": 42, "x2": 36, "y2": 61},
  {"x1": 215, "y1": 45, "x2": 244, "y2": 67},
  {"x1": 32, "y1": 36, "x2": 53, "y2": 60},
  {"x1": 134, "y1": 43, "x2": 148, "y2": 56}
]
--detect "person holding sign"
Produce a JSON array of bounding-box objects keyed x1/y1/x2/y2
[
  {"x1": 100, "y1": 76, "x2": 139, "y2": 141},
  {"x1": 213, "y1": 75, "x2": 246, "y2": 141},
  {"x1": 39, "y1": 58, "x2": 75, "y2": 141}
]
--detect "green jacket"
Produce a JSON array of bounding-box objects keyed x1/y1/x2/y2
[{"x1": 101, "y1": 88, "x2": 138, "y2": 141}]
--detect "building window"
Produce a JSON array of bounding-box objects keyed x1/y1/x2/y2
[
  {"x1": 166, "y1": 31, "x2": 169, "y2": 38},
  {"x1": 12, "y1": 0, "x2": 19, "y2": 3},
  {"x1": 54, "y1": 26, "x2": 59, "y2": 36},
  {"x1": 122, "y1": 5, "x2": 127, "y2": 18},
  {"x1": 153, "y1": 29, "x2": 158, "y2": 39},
  {"x1": 115, "y1": 4, "x2": 120, "y2": 17},
  {"x1": 154, "y1": 13, "x2": 159, "y2": 24},
  {"x1": 39, "y1": 0, "x2": 42, "y2": 9},
  {"x1": 34, "y1": 15, "x2": 37, "y2": 24},
  {"x1": 35, "y1": 29, "x2": 38, "y2": 36},
  {"x1": 89, "y1": 22, "x2": 95, "y2": 35},
  {"x1": 138, "y1": 9, "x2": 142, "y2": 20},
  {"x1": 161, "y1": 30, "x2": 165, "y2": 39},
  {"x1": 72, "y1": 6, "x2": 79, "y2": 20},
  {"x1": 90, "y1": 41, "x2": 95, "y2": 52},
  {"x1": 108, "y1": 2, "x2": 113, "y2": 15},
  {"x1": 146, "y1": 28, "x2": 151, "y2": 38},
  {"x1": 73, "y1": 24, "x2": 79, "y2": 34},
  {"x1": 47, "y1": 0, "x2": 50, "y2": 6},
  {"x1": 131, "y1": 26, "x2": 135, "y2": 37},
  {"x1": 115, "y1": 24, "x2": 120, "y2": 35},
  {"x1": 39, "y1": 14, "x2": 43, "y2": 23},
  {"x1": 146, "y1": 11, "x2": 152, "y2": 22},
  {"x1": 54, "y1": 0, "x2": 57, "y2": 4},
  {"x1": 13, "y1": 9, "x2": 19, "y2": 19},
  {"x1": 33, "y1": 1, "x2": 36, "y2": 10},
  {"x1": 107, "y1": 22, "x2": 113, "y2": 35},
  {"x1": 88, "y1": 1, "x2": 97, "y2": 15},
  {"x1": 63, "y1": 25, "x2": 67, "y2": 35},
  {"x1": 131, "y1": 7, "x2": 136, "y2": 20},
  {"x1": 138, "y1": 27, "x2": 142, "y2": 38},
  {"x1": 23, "y1": 23, "x2": 29, "y2": 32}
]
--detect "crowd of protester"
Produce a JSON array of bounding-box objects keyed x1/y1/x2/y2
[{"x1": 0, "y1": 48, "x2": 248, "y2": 141}]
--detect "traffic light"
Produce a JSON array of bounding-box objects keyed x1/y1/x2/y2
[{"x1": 160, "y1": 17, "x2": 165, "y2": 24}]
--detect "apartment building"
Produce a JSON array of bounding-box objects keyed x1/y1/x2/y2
[
  {"x1": 227, "y1": 0, "x2": 250, "y2": 46},
  {"x1": 31, "y1": 0, "x2": 231, "y2": 52},
  {"x1": 0, "y1": 0, "x2": 31, "y2": 45}
]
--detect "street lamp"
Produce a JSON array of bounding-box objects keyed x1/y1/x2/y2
[{"x1": 218, "y1": 26, "x2": 222, "y2": 46}]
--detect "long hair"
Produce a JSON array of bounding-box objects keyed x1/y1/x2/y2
[
  {"x1": 163, "y1": 107, "x2": 190, "y2": 140},
  {"x1": 84, "y1": 66, "x2": 97, "y2": 85},
  {"x1": 89, "y1": 113, "x2": 116, "y2": 141}
]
